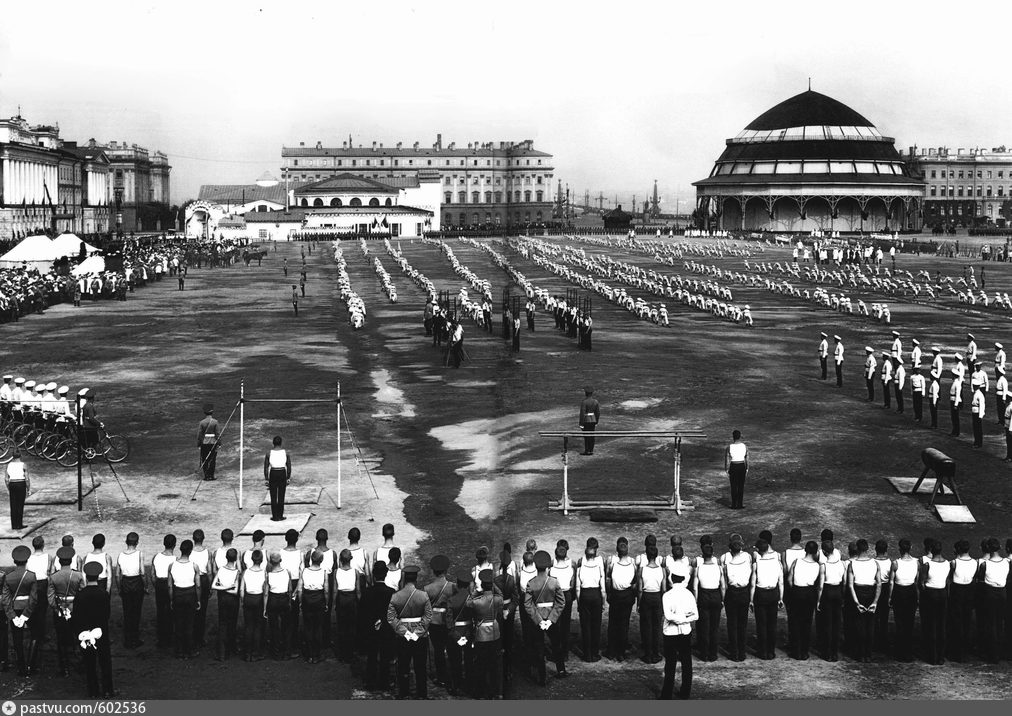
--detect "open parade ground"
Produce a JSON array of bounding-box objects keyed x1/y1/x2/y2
[{"x1": 6, "y1": 234, "x2": 1012, "y2": 700}]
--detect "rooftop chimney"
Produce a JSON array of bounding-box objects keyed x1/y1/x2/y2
[
  {"x1": 467, "y1": 143, "x2": 473, "y2": 150},
  {"x1": 413, "y1": 141, "x2": 419, "y2": 151},
  {"x1": 372, "y1": 142, "x2": 377, "y2": 151},
  {"x1": 396, "y1": 142, "x2": 402, "y2": 150},
  {"x1": 299, "y1": 142, "x2": 305, "y2": 147},
  {"x1": 342, "y1": 141, "x2": 347, "y2": 149},
  {"x1": 436, "y1": 133, "x2": 442, "y2": 149},
  {"x1": 448, "y1": 142, "x2": 455, "y2": 150},
  {"x1": 316, "y1": 141, "x2": 322, "y2": 149}
]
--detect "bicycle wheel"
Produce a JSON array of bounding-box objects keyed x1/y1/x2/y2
[
  {"x1": 12, "y1": 423, "x2": 33, "y2": 447},
  {"x1": 0, "y1": 434, "x2": 14, "y2": 463},
  {"x1": 22, "y1": 429, "x2": 39, "y2": 456},
  {"x1": 40, "y1": 433, "x2": 63, "y2": 460},
  {"x1": 101, "y1": 434, "x2": 130, "y2": 463},
  {"x1": 56, "y1": 440, "x2": 80, "y2": 467}
]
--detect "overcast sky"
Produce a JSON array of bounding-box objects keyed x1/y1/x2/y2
[{"x1": 1, "y1": 0, "x2": 1009, "y2": 212}]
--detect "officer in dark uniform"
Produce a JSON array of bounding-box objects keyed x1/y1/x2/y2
[
  {"x1": 423, "y1": 555, "x2": 454, "y2": 688},
  {"x1": 387, "y1": 565, "x2": 432, "y2": 699},
  {"x1": 579, "y1": 387, "x2": 601, "y2": 456},
  {"x1": 1, "y1": 545, "x2": 37, "y2": 676},
  {"x1": 48, "y1": 546, "x2": 84, "y2": 676},
  {"x1": 523, "y1": 550, "x2": 565, "y2": 686},
  {"x1": 362, "y1": 562, "x2": 395, "y2": 692},
  {"x1": 444, "y1": 571, "x2": 474, "y2": 696},
  {"x1": 467, "y1": 569, "x2": 504, "y2": 699},
  {"x1": 197, "y1": 404, "x2": 220, "y2": 481},
  {"x1": 494, "y1": 550, "x2": 518, "y2": 687},
  {"x1": 72, "y1": 562, "x2": 115, "y2": 698}
]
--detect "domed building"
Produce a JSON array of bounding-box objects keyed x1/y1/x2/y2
[{"x1": 693, "y1": 90, "x2": 924, "y2": 232}]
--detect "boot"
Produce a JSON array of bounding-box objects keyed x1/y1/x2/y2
[{"x1": 26, "y1": 639, "x2": 38, "y2": 675}]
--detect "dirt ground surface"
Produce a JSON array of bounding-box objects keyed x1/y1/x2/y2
[{"x1": 6, "y1": 235, "x2": 1012, "y2": 700}]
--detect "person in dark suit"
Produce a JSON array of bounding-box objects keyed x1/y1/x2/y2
[
  {"x1": 579, "y1": 388, "x2": 600, "y2": 455},
  {"x1": 72, "y1": 561, "x2": 115, "y2": 698},
  {"x1": 361, "y1": 561, "x2": 395, "y2": 692}
]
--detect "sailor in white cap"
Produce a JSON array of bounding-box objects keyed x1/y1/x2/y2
[
  {"x1": 12, "y1": 377, "x2": 26, "y2": 414},
  {"x1": 996, "y1": 366, "x2": 1010, "y2": 426},
  {"x1": 890, "y1": 331, "x2": 902, "y2": 361},
  {"x1": 880, "y1": 351, "x2": 893, "y2": 409},
  {"x1": 54, "y1": 386, "x2": 73, "y2": 434},
  {"x1": 41, "y1": 382, "x2": 58, "y2": 422},
  {"x1": 966, "y1": 333, "x2": 978, "y2": 366},
  {"x1": 833, "y1": 336, "x2": 844, "y2": 387},
  {"x1": 818, "y1": 333, "x2": 829, "y2": 380},
  {"x1": 0, "y1": 375, "x2": 13, "y2": 405},
  {"x1": 952, "y1": 354, "x2": 966, "y2": 383},
  {"x1": 970, "y1": 360, "x2": 989, "y2": 400},
  {"x1": 928, "y1": 373, "x2": 940, "y2": 429},
  {"x1": 864, "y1": 347, "x2": 877, "y2": 401},
  {"x1": 930, "y1": 348, "x2": 944, "y2": 381},
  {"x1": 971, "y1": 381, "x2": 986, "y2": 447},
  {"x1": 950, "y1": 369, "x2": 964, "y2": 437},
  {"x1": 911, "y1": 339, "x2": 922, "y2": 370},
  {"x1": 995, "y1": 342, "x2": 1006, "y2": 380},
  {"x1": 22, "y1": 381, "x2": 37, "y2": 414},
  {"x1": 893, "y1": 357, "x2": 907, "y2": 414}
]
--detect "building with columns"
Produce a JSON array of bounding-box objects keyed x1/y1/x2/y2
[
  {"x1": 281, "y1": 135, "x2": 554, "y2": 228},
  {"x1": 902, "y1": 145, "x2": 1012, "y2": 229},
  {"x1": 85, "y1": 139, "x2": 171, "y2": 232},
  {"x1": 694, "y1": 90, "x2": 924, "y2": 232}
]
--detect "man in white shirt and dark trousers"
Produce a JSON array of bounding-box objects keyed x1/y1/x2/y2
[
  {"x1": 659, "y1": 572, "x2": 697, "y2": 700},
  {"x1": 263, "y1": 436, "x2": 292, "y2": 521}
]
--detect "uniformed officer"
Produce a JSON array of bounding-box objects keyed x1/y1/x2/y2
[
  {"x1": 445, "y1": 570, "x2": 474, "y2": 696},
  {"x1": 890, "y1": 330, "x2": 902, "y2": 361},
  {"x1": 523, "y1": 550, "x2": 565, "y2": 686},
  {"x1": 197, "y1": 404, "x2": 220, "y2": 481},
  {"x1": 5, "y1": 451, "x2": 29, "y2": 530},
  {"x1": 387, "y1": 564, "x2": 432, "y2": 699},
  {"x1": 72, "y1": 561, "x2": 115, "y2": 697},
  {"x1": 423, "y1": 554, "x2": 454, "y2": 688},
  {"x1": 48, "y1": 546, "x2": 84, "y2": 676},
  {"x1": 971, "y1": 384, "x2": 986, "y2": 448},
  {"x1": 893, "y1": 357, "x2": 906, "y2": 414},
  {"x1": 996, "y1": 366, "x2": 1010, "y2": 426},
  {"x1": 995, "y1": 342, "x2": 1007, "y2": 380},
  {"x1": 833, "y1": 335, "x2": 844, "y2": 387},
  {"x1": 950, "y1": 370, "x2": 964, "y2": 436},
  {"x1": 494, "y1": 549, "x2": 518, "y2": 686},
  {"x1": 880, "y1": 351, "x2": 893, "y2": 409},
  {"x1": 930, "y1": 346, "x2": 944, "y2": 382},
  {"x1": 971, "y1": 360, "x2": 990, "y2": 404},
  {"x1": 579, "y1": 388, "x2": 600, "y2": 456},
  {"x1": 966, "y1": 333, "x2": 978, "y2": 366},
  {"x1": 2, "y1": 545, "x2": 38, "y2": 676},
  {"x1": 864, "y1": 347, "x2": 877, "y2": 401},
  {"x1": 911, "y1": 339, "x2": 922, "y2": 370},
  {"x1": 928, "y1": 375, "x2": 940, "y2": 429},
  {"x1": 0, "y1": 375, "x2": 13, "y2": 407},
  {"x1": 910, "y1": 367, "x2": 926, "y2": 422},
  {"x1": 468, "y1": 569, "x2": 504, "y2": 699},
  {"x1": 818, "y1": 332, "x2": 829, "y2": 380},
  {"x1": 1004, "y1": 400, "x2": 1012, "y2": 461}
]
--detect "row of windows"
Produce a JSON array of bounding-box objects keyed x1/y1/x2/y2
[
  {"x1": 929, "y1": 185, "x2": 1008, "y2": 197},
  {"x1": 291, "y1": 157, "x2": 545, "y2": 169},
  {"x1": 443, "y1": 176, "x2": 545, "y2": 186},
  {"x1": 297, "y1": 197, "x2": 394, "y2": 208},
  {"x1": 284, "y1": 172, "x2": 548, "y2": 185},
  {"x1": 733, "y1": 126, "x2": 883, "y2": 142},
  {"x1": 712, "y1": 161, "x2": 906, "y2": 176},
  {"x1": 443, "y1": 190, "x2": 544, "y2": 204},
  {"x1": 929, "y1": 168, "x2": 1008, "y2": 180},
  {"x1": 447, "y1": 211, "x2": 543, "y2": 225},
  {"x1": 926, "y1": 202, "x2": 1006, "y2": 218}
]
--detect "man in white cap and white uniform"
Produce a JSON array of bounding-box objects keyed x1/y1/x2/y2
[
  {"x1": 0, "y1": 375, "x2": 13, "y2": 405},
  {"x1": 966, "y1": 333, "x2": 978, "y2": 366},
  {"x1": 11, "y1": 377, "x2": 26, "y2": 415},
  {"x1": 880, "y1": 351, "x2": 893, "y2": 409},
  {"x1": 890, "y1": 331, "x2": 902, "y2": 361},
  {"x1": 864, "y1": 347, "x2": 877, "y2": 401},
  {"x1": 996, "y1": 367, "x2": 1009, "y2": 426},
  {"x1": 54, "y1": 386, "x2": 73, "y2": 435},
  {"x1": 911, "y1": 340, "x2": 922, "y2": 370},
  {"x1": 833, "y1": 336, "x2": 844, "y2": 387},
  {"x1": 818, "y1": 332, "x2": 829, "y2": 380},
  {"x1": 994, "y1": 342, "x2": 1006, "y2": 380},
  {"x1": 930, "y1": 348, "x2": 944, "y2": 381}
]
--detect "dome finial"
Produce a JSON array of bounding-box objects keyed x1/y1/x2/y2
[{"x1": 808, "y1": 77, "x2": 811, "y2": 91}]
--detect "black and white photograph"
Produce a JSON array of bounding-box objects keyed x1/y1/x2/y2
[{"x1": 3, "y1": 0, "x2": 1012, "y2": 704}]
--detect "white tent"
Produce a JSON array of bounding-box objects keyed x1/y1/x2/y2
[
  {"x1": 71, "y1": 255, "x2": 106, "y2": 276},
  {"x1": 0, "y1": 235, "x2": 60, "y2": 272},
  {"x1": 51, "y1": 233, "x2": 99, "y2": 258}
]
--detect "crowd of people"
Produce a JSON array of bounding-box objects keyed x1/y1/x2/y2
[
  {"x1": 332, "y1": 244, "x2": 366, "y2": 329},
  {"x1": 6, "y1": 522, "x2": 1012, "y2": 699}
]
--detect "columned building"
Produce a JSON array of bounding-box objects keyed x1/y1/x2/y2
[
  {"x1": 87, "y1": 139, "x2": 171, "y2": 232},
  {"x1": 281, "y1": 135, "x2": 554, "y2": 228},
  {"x1": 694, "y1": 90, "x2": 924, "y2": 233},
  {"x1": 902, "y1": 146, "x2": 1012, "y2": 229}
]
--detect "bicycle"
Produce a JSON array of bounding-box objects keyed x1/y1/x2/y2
[{"x1": 55, "y1": 426, "x2": 130, "y2": 467}]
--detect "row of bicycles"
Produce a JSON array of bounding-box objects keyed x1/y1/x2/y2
[{"x1": 0, "y1": 410, "x2": 130, "y2": 466}]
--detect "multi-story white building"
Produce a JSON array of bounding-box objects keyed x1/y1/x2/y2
[
  {"x1": 86, "y1": 139, "x2": 171, "y2": 232},
  {"x1": 902, "y1": 146, "x2": 1012, "y2": 229},
  {"x1": 281, "y1": 135, "x2": 554, "y2": 227}
]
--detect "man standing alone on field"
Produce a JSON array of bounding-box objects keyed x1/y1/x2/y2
[
  {"x1": 579, "y1": 388, "x2": 600, "y2": 456},
  {"x1": 197, "y1": 404, "x2": 220, "y2": 481},
  {"x1": 725, "y1": 430, "x2": 748, "y2": 510}
]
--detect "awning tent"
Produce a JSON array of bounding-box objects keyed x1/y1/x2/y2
[
  {"x1": 71, "y1": 255, "x2": 106, "y2": 276},
  {"x1": 0, "y1": 235, "x2": 61, "y2": 272},
  {"x1": 51, "y1": 233, "x2": 100, "y2": 258}
]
